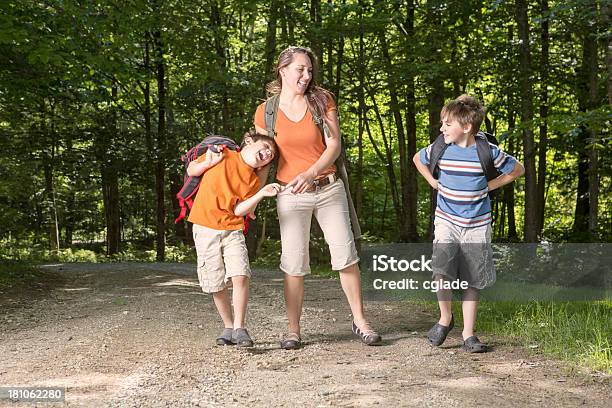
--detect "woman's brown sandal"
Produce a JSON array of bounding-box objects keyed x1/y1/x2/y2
[
  {"x1": 280, "y1": 332, "x2": 302, "y2": 350},
  {"x1": 352, "y1": 321, "x2": 382, "y2": 346}
]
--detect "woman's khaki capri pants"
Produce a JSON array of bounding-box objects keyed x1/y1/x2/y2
[{"x1": 276, "y1": 179, "x2": 359, "y2": 276}]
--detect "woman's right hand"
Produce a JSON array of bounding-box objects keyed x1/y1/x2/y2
[{"x1": 285, "y1": 169, "x2": 316, "y2": 194}]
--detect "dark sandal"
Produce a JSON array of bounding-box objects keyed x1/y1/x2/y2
[
  {"x1": 427, "y1": 315, "x2": 454, "y2": 347},
  {"x1": 280, "y1": 332, "x2": 301, "y2": 350},
  {"x1": 216, "y1": 328, "x2": 234, "y2": 346},
  {"x1": 463, "y1": 335, "x2": 487, "y2": 353},
  {"x1": 231, "y1": 328, "x2": 254, "y2": 347},
  {"x1": 352, "y1": 321, "x2": 382, "y2": 346}
]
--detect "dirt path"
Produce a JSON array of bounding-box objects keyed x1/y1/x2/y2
[{"x1": 0, "y1": 263, "x2": 609, "y2": 407}]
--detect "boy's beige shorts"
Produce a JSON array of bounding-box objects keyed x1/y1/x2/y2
[
  {"x1": 276, "y1": 179, "x2": 359, "y2": 276},
  {"x1": 192, "y1": 224, "x2": 251, "y2": 293}
]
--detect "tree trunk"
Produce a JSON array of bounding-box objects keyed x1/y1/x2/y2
[
  {"x1": 604, "y1": 2, "x2": 612, "y2": 105},
  {"x1": 309, "y1": 0, "x2": 323, "y2": 82},
  {"x1": 264, "y1": 0, "x2": 280, "y2": 95},
  {"x1": 573, "y1": 130, "x2": 590, "y2": 235},
  {"x1": 424, "y1": 1, "x2": 445, "y2": 240},
  {"x1": 536, "y1": 0, "x2": 549, "y2": 237},
  {"x1": 167, "y1": 109, "x2": 186, "y2": 245},
  {"x1": 41, "y1": 100, "x2": 60, "y2": 252},
  {"x1": 43, "y1": 152, "x2": 60, "y2": 252},
  {"x1": 505, "y1": 25, "x2": 518, "y2": 241},
  {"x1": 286, "y1": 3, "x2": 295, "y2": 44},
  {"x1": 573, "y1": 4, "x2": 599, "y2": 237},
  {"x1": 102, "y1": 166, "x2": 121, "y2": 255},
  {"x1": 143, "y1": 35, "x2": 154, "y2": 244},
  {"x1": 210, "y1": 2, "x2": 230, "y2": 134},
  {"x1": 587, "y1": 2, "x2": 600, "y2": 236},
  {"x1": 334, "y1": 31, "x2": 344, "y2": 101},
  {"x1": 92, "y1": 83, "x2": 120, "y2": 256},
  {"x1": 426, "y1": 83, "x2": 444, "y2": 241},
  {"x1": 588, "y1": 145, "x2": 599, "y2": 235},
  {"x1": 505, "y1": 111, "x2": 518, "y2": 241},
  {"x1": 402, "y1": 0, "x2": 419, "y2": 242},
  {"x1": 63, "y1": 134, "x2": 75, "y2": 247},
  {"x1": 154, "y1": 29, "x2": 167, "y2": 262},
  {"x1": 326, "y1": 3, "x2": 334, "y2": 87},
  {"x1": 64, "y1": 191, "x2": 75, "y2": 247},
  {"x1": 106, "y1": 86, "x2": 121, "y2": 255},
  {"x1": 355, "y1": 3, "x2": 365, "y2": 222},
  {"x1": 515, "y1": 0, "x2": 538, "y2": 242}
]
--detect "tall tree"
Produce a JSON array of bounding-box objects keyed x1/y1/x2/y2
[
  {"x1": 515, "y1": 0, "x2": 538, "y2": 242},
  {"x1": 153, "y1": 27, "x2": 167, "y2": 261},
  {"x1": 573, "y1": 0, "x2": 599, "y2": 237},
  {"x1": 535, "y1": 0, "x2": 549, "y2": 237},
  {"x1": 425, "y1": 0, "x2": 445, "y2": 239}
]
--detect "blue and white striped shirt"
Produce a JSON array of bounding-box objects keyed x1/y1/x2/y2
[{"x1": 419, "y1": 141, "x2": 517, "y2": 228}]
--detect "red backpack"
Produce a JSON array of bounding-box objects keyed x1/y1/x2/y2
[{"x1": 174, "y1": 135, "x2": 240, "y2": 223}]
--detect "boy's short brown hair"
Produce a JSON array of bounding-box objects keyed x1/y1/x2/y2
[
  {"x1": 241, "y1": 129, "x2": 278, "y2": 159},
  {"x1": 440, "y1": 94, "x2": 486, "y2": 135}
]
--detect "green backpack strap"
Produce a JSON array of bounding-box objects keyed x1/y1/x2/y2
[
  {"x1": 263, "y1": 95, "x2": 280, "y2": 183},
  {"x1": 311, "y1": 103, "x2": 362, "y2": 240},
  {"x1": 264, "y1": 94, "x2": 280, "y2": 138}
]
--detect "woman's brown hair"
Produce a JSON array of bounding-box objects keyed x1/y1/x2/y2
[{"x1": 265, "y1": 46, "x2": 334, "y2": 118}]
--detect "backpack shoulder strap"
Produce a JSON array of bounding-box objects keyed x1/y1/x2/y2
[
  {"x1": 264, "y1": 95, "x2": 280, "y2": 138},
  {"x1": 310, "y1": 103, "x2": 326, "y2": 141},
  {"x1": 305, "y1": 98, "x2": 361, "y2": 239},
  {"x1": 428, "y1": 134, "x2": 450, "y2": 179},
  {"x1": 475, "y1": 131, "x2": 498, "y2": 181}
]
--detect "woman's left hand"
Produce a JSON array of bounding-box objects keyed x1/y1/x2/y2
[{"x1": 285, "y1": 169, "x2": 316, "y2": 194}]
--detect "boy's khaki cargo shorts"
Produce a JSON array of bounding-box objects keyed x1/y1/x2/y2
[{"x1": 193, "y1": 224, "x2": 251, "y2": 293}]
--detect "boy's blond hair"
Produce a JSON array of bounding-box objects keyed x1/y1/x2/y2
[{"x1": 440, "y1": 94, "x2": 486, "y2": 135}]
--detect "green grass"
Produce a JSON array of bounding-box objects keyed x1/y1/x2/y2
[
  {"x1": 476, "y1": 300, "x2": 611, "y2": 374},
  {"x1": 0, "y1": 239, "x2": 197, "y2": 263}
]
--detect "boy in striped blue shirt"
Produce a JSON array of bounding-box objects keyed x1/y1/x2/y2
[{"x1": 413, "y1": 94, "x2": 524, "y2": 352}]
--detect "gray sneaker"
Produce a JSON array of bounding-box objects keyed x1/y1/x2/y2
[
  {"x1": 216, "y1": 328, "x2": 234, "y2": 346},
  {"x1": 232, "y1": 328, "x2": 254, "y2": 347}
]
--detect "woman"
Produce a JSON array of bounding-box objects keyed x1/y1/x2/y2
[{"x1": 254, "y1": 46, "x2": 381, "y2": 349}]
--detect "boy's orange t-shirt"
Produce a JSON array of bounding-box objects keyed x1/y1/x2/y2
[
  {"x1": 187, "y1": 150, "x2": 260, "y2": 230},
  {"x1": 254, "y1": 100, "x2": 336, "y2": 183}
]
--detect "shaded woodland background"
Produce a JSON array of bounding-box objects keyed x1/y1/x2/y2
[{"x1": 1, "y1": 0, "x2": 610, "y2": 261}]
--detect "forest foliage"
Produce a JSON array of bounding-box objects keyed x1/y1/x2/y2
[{"x1": 0, "y1": 0, "x2": 610, "y2": 260}]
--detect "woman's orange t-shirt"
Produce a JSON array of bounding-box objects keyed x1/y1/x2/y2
[
  {"x1": 187, "y1": 150, "x2": 260, "y2": 230},
  {"x1": 254, "y1": 100, "x2": 337, "y2": 183}
]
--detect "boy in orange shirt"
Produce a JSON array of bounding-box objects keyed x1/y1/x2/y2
[{"x1": 187, "y1": 131, "x2": 280, "y2": 347}]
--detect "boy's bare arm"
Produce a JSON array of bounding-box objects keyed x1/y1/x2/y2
[
  {"x1": 187, "y1": 147, "x2": 224, "y2": 177},
  {"x1": 488, "y1": 162, "x2": 525, "y2": 191},
  {"x1": 234, "y1": 183, "x2": 282, "y2": 216},
  {"x1": 255, "y1": 164, "x2": 270, "y2": 187},
  {"x1": 413, "y1": 152, "x2": 438, "y2": 190}
]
